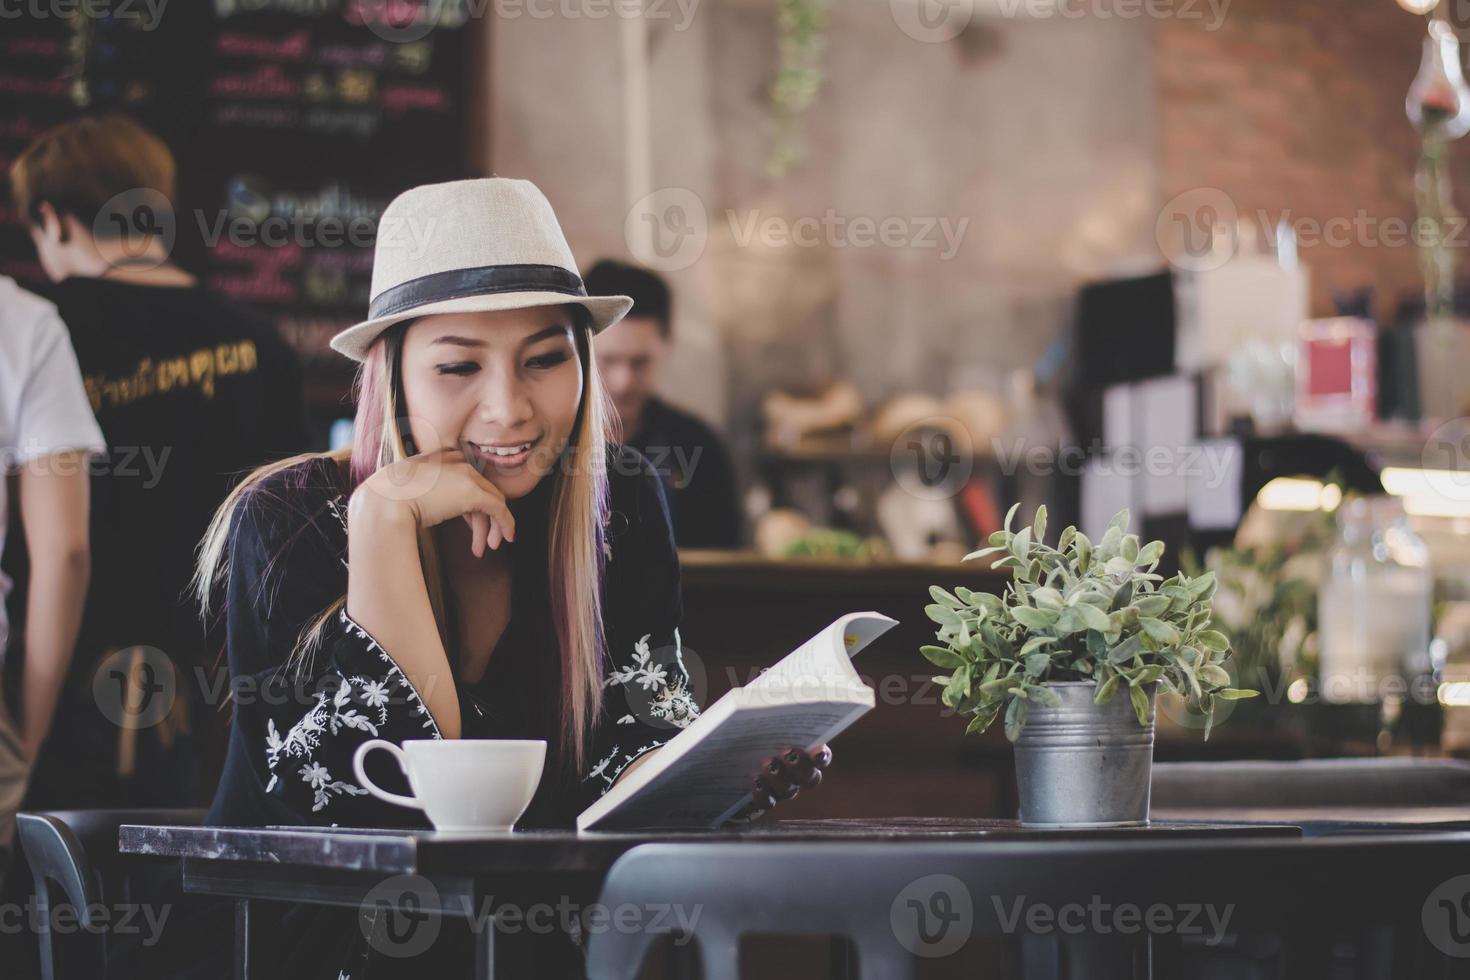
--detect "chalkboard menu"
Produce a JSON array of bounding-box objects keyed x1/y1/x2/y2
[{"x1": 0, "y1": 2, "x2": 474, "y2": 432}]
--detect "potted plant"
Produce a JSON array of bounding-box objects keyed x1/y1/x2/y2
[{"x1": 923, "y1": 505, "x2": 1257, "y2": 827}]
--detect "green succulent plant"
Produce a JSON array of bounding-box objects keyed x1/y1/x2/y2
[{"x1": 923, "y1": 505, "x2": 1258, "y2": 742}]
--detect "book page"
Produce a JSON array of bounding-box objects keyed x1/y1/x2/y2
[{"x1": 747, "y1": 612, "x2": 897, "y2": 694}]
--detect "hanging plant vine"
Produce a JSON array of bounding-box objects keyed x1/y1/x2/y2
[{"x1": 768, "y1": 0, "x2": 829, "y2": 177}]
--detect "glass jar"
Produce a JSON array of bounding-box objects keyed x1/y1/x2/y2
[{"x1": 1318, "y1": 496, "x2": 1432, "y2": 705}]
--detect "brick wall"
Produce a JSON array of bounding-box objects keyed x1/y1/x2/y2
[{"x1": 1158, "y1": 0, "x2": 1470, "y2": 321}]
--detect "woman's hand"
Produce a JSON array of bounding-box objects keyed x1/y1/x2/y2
[
  {"x1": 352, "y1": 447, "x2": 516, "y2": 558},
  {"x1": 346, "y1": 446, "x2": 520, "y2": 740},
  {"x1": 730, "y1": 744, "x2": 833, "y2": 822}
]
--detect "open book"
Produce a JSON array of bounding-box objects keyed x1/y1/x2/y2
[{"x1": 577, "y1": 611, "x2": 899, "y2": 831}]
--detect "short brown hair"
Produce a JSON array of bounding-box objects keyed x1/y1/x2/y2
[{"x1": 10, "y1": 114, "x2": 176, "y2": 238}]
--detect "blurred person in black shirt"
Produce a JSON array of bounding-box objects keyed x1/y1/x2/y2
[
  {"x1": 584, "y1": 260, "x2": 743, "y2": 549},
  {"x1": 7, "y1": 115, "x2": 308, "y2": 810}
]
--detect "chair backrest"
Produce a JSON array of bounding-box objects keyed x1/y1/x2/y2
[
  {"x1": 15, "y1": 809, "x2": 206, "y2": 980},
  {"x1": 1151, "y1": 758, "x2": 1470, "y2": 809},
  {"x1": 585, "y1": 833, "x2": 1470, "y2": 980}
]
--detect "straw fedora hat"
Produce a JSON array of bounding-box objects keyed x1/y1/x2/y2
[{"x1": 330, "y1": 178, "x2": 634, "y2": 361}]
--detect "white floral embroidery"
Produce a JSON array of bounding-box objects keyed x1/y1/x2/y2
[
  {"x1": 602, "y1": 631, "x2": 701, "y2": 730},
  {"x1": 586, "y1": 628, "x2": 704, "y2": 789},
  {"x1": 647, "y1": 683, "x2": 700, "y2": 730},
  {"x1": 588, "y1": 750, "x2": 616, "y2": 781},
  {"x1": 325, "y1": 496, "x2": 350, "y2": 570},
  {"x1": 360, "y1": 679, "x2": 391, "y2": 709},
  {"x1": 264, "y1": 675, "x2": 386, "y2": 810},
  {"x1": 605, "y1": 634, "x2": 666, "y2": 690},
  {"x1": 298, "y1": 762, "x2": 367, "y2": 812},
  {"x1": 339, "y1": 610, "x2": 443, "y2": 738}
]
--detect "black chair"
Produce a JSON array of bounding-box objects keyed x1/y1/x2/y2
[
  {"x1": 15, "y1": 808, "x2": 206, "y2": 980},
  {"x1": 585, "y1": 835, "x2": 1466, "y2": 980},
  {"x1": 1152, "y1": 758, "x2": 1470, "y2": 809}
]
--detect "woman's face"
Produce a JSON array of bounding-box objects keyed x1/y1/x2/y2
[{"x1": 400, "y1": 305, "x2": 584, "y2": 500}]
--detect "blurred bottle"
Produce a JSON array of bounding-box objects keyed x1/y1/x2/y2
[{"x1": 1318, "y1": 496, "x2": 1432, "y2": 706}]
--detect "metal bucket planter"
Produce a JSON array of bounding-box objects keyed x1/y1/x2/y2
[{"x1": 1013, "y1": 681, "x2": 1156, "y2": 828}]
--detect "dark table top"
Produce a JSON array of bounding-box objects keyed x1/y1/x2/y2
[{"x1": 119, "y1": 816, "x2": 1300, "y2": 877}]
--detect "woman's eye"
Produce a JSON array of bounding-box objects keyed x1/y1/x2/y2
[
  {"x1": 435, "y1": 362, "x2": 479, "y2": 376},
  {"x1": 527, "y1": 351, "x2": 570, "y2": 369}
]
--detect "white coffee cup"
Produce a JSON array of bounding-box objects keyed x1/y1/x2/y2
[{"x1": 352, "y1": 738, "x2": 546, "y2": 831}]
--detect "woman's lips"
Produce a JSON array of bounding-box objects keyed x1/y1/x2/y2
[{"x1": 466, "y1": 438, "x2": 540, "y2": 470}]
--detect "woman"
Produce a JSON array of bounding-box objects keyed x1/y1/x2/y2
[{"x1": 179, "y1": 179, "x2": 829, "y2": 977}]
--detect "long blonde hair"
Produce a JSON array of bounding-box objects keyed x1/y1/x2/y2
[{"x1": 194, "y1": 313, "x2": 613, "y2": 773}]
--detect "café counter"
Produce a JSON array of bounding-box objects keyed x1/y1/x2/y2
[{"x1": 677, "y1": 550, "x2": 1312, "y2": 822}]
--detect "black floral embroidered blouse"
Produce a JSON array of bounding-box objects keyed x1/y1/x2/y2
[{"x1": 205, "y1": 445, "x2": 702, "y2": 833}]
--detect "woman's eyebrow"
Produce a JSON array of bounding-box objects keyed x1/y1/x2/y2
[
  {"x1": 521, "y1": 324, "x2": 572, "y2": 347},
  {"x1": 430, "y1": 324, "x2": 570, "y2": 349},
  {"x1": 430, "y1": 335, "x2": 485, "y2": 348}
]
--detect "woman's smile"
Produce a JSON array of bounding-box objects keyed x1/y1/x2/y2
[{"x1": 464, "y1": 436, "x2": 541, "y2": 470}]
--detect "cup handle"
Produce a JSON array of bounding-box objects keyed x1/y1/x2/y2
[{"x1": 352, "y1": 739, "x2": 423, "y2": 811}]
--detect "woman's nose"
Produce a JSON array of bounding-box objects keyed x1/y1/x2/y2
[{"x1": 475, "y1": 373, "x2": 535, "y2": 429}]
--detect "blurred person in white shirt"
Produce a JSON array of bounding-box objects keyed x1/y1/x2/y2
[{"x1": 0, "y1": 275, "x2": 105, "y2": 859}]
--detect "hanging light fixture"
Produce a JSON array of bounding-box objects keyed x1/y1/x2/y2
[
  {"x1": 1407, "y1": 17, "x2": 1470, "y2": 139},
  {"x1": 1397, "y1": 0, "x2": 1440, "y2": 15},
  {"x1": 1406, "y1": 11, "x2": 1470, "y2": 419}
]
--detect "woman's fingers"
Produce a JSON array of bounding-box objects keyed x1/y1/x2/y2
[
  {"x1": 776, "y1": 745, "x2": 824, "y2": 787},
  {"x1": 381, "y1": 448, "x2": 522, "y2": 556},
  {"x1": 457, "y1": 457, "x2": 516, "y2": 543},
  {"x1": 772, "y1": 745, "x2": 829, "y2": 786},
  {"x1": 742, "y1": 745, "x2": 837, "y2": 820},
  {"x1": 755, "y1": 759, "x2": 801, "y2": 801},
  {"x1": 749, "y1": 775, "x2": 779, "y2": 810},
  {"x1": 467, "y1": 512, "x2": 490, "y2": 558},
  {"x1": 747, "y1": 745, "x2": 832, "y2": 813}
]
